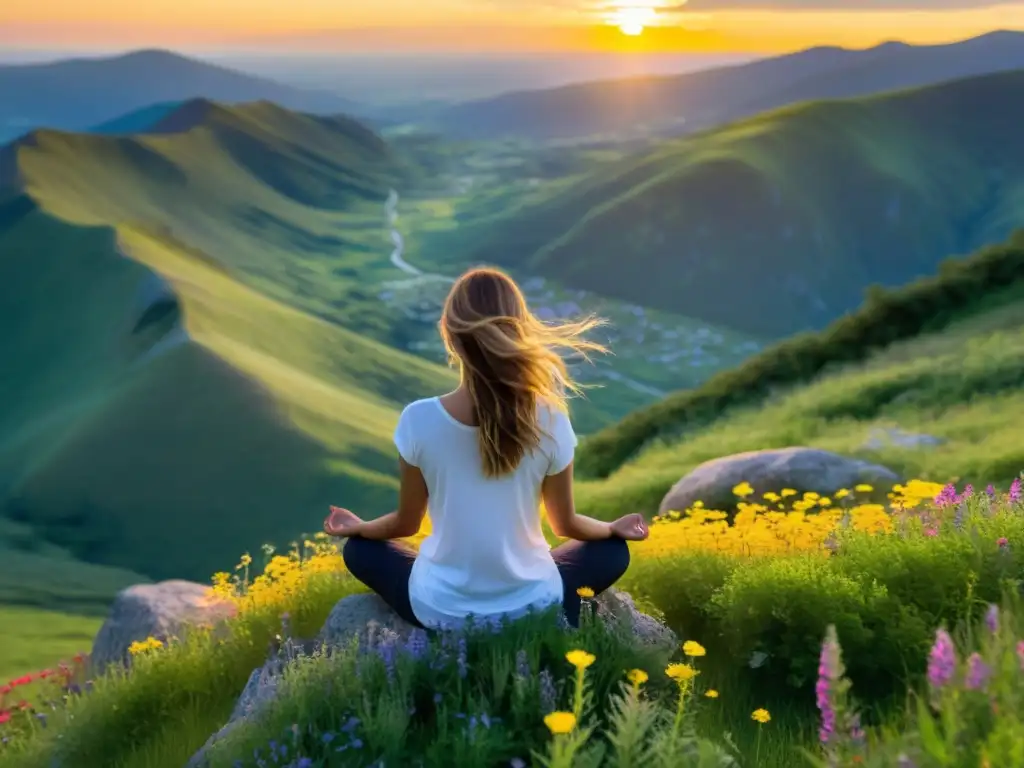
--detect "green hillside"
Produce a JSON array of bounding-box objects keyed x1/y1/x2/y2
[
  {"x1": 572, "y1": 233, "x2": 1024, "y2": 519},
  {"x1": 457, "y1": 69, "x2": 1024, "y2": 338},
  {"x1": 0, "y1": 101, "x2": 457, "y2": 587}
]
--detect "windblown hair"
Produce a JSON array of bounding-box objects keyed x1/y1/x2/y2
[{"x1": 440, "y1": 267, "x2": 607, "y2": 478}]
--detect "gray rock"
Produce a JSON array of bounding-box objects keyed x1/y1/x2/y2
[
  {"x1": 593, "y1": 589, "x2": 678, "y2": 654},
  {"x1": 89, "y1": 580, "x2": 236, "y2": 675},
  {"x1": 659, "y1": 447, "x2": 899, "y2": 515},
  {"x1": 318, "y1": 592, "x2": 418, "y2": 649}
]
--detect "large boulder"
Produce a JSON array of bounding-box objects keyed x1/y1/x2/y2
[
  {"x1": 90, "y1": 580, "x2": 236, "y2": 674},
  {"x1": 659, "y1": 447, "x2": 899, "y2": 515}
]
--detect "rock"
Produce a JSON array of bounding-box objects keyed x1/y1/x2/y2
[
  {"x1": 659, "y1": 447, "x2": 900, "y2": 515},
  {"x1": 861, "y1": 427, "x2": 944, "y2": 451},
  {"x1": 318, "y1": 592, "x2": 418, "y2": 649},
  {"x1": 593, "y1": 589, "x2": 678, "y2": 654},
  {"x1": 89, "y1": 580, "x2": 236, "y2": 674}
]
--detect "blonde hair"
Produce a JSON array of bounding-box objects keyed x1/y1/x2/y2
[{"x1": 440, "y1": 267, "x2": 607, "y2": 478}]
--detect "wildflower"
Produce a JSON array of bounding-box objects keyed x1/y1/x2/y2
[
  {"x1": 0, "y1": 712, "x2": 10, "y2": 725},
  {"x1": 935, "y1": 484, "x2": 959, "y2": 507},
  {"x1": 510, "y1": 759, "x2": 527, "y2": 768},
  {"x1": 998, "y1": 537, "x2": 1009, "y2": 549},
  {"x1": 986, "y1": 485, "x2": 996, "y2": 498},
  {"x1": 985, "y1": 604, "x2": 999, "y2": 635},
  {"x1": 576, "y1": 586, "x2": 594, "y2": 599},
  {"x1": 781, "y1": 488, "x2": 798, "y2": 497},
  {"x1": 237, "y1": 553, "x2": 252, "y2": 569},
  {"x1": 543, "y1": 711, "x2": 576, "y2": 735},
  {"x1": 539, "y1": 668, "x2": 557, "y2": 712},
  {"x1": 965, "y1": 653, "x2": 991, "y2": 691},
  {"x1": 751, "y1": 708, "x2": 771, "y2": 724},
  {"x1": 816, "y1": 627, "x2": 839, "y2": 745},
  {"x1": 515, "y1": 650, "x2": 530, "y2": 678},
  {"x1": 682, "y1": 641, "x2": 706, "y2": 657},
  {"x1": 565, "y1": 650, "x2": 595, "y2": 670},
  {"x1": 733, "y1": 481, "x2": 754, "y2": 497},
  {"x1": 854, "y1": 484, "x2": 873, "y2": 493},
  {"x1": 927, "y1": 629, "x2": 957, "y2": 692},
  {"x1": 405, "y1": 629, "x2": 428, "y2": 660},
  {"x1": 704, "y1": 689, "x2": 719, "y2": 698},
  {"x1": 626, "y1": 669, "x2": 648, "y2": 687},
  {"x1": 1010, "y1": 478, "x2": 1021, "y2": 503},
  {"x1": 665, "y1": 663, "x2": 698, "y2": 683},
  {"x1": 1016, "y1": 641, "x2": 1024, "y2": 671}
]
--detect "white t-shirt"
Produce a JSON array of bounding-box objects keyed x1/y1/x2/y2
[{"x1": 394, "y1": 396, "x2": 576, "y2": 629}]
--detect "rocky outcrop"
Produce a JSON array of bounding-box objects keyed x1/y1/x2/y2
[
  {"x1": 185, "y1": 588, "x2": 676, "y2": 767},
  {"x1": 89, "y1": 580, "x2": 236, "y2": 674},
  {"x1": 861, "y1": 426, "x2": 944, "y2": 451},
  {"x1": 659, "y1": 447, "x2": 899, "y2": 514}
]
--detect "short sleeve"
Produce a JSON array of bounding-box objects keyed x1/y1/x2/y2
[
  {"x1": 546, "y1": 408, "x2": 578, "y2": 476},
  {"x1": 393, "y1": 406, "x2": 420, "y2": 467}
]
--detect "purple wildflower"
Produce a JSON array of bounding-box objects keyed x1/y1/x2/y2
[
  {"x1": 927, "y1": 629, "x2": 957, "y2": 692},
  {"x1": 538, "y1": 668, "x2": 557, "y2": 713},
  {"x1": 965, "y1": 653, "x2": 991, "y2": 691},
  {"x1": 405, "y1": 629, "x2": 428, "y2": 660},
  {"x1": 985, "y1": 604, "x2": 999, "y2": 635},
  {"x1": 378, "y1": 636, "x2": 399, "y2": 680},
  {"x1": 510, "y1": 759, "x2": 527, "y2": 768},
  {"x1": 1010, "y1": 478, "x2": 1021, "y2": 504},
  {"x1": 515, "y1": 650, "x2": 530, "y2": 678},
  {"x1": 816, "y1": 627, "x2": 840, "y2": 745},
  {"x1": 456, "y1": 637, "x2": 468, "y2": 679},
  {"x1": 986, "y1": 484, "x2": 996, "y2": 498},
  {"x1": 962, "y1": 484, "x2": 974, "y2": 499},
  {"x1": 297, "y1": 759, "x2": 313, "y2": 768},
  {"x1": 935, "y1": 484, "x2": 959, "y2": 507}
]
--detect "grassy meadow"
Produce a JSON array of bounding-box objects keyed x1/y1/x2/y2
[{"x1": 1, "y1": 478, "x2": 1021, "y2": 767}]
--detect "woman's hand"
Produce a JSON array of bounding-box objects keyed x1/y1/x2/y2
[
  {"x1": 324, "y1": 506, "x2": 364, "y2": 537},
  {"x1": 610, "y1": 513, "x2": 649, "y2": 541}
]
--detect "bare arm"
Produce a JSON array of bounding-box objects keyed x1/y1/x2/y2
[
  {"x1": 542, "y1": 462, "x2": 613, "y2": 541},
  {"x1": 352, "y1": 458, "x2": 429, "y2": 540}
]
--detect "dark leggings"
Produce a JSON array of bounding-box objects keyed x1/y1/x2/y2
[{"x1": 342, "y1": 536, "x2": 630, "y2": 629}]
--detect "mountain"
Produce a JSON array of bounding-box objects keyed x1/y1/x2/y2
[
  {"x1": 0, "y1": 100, "x2": 455, "y2": 584},
  {"x1": 572, "y1": 233, "x2": 1024, "y2": 520},
  {"x1": 0, "y1": 49, "x2": 366, "y2": 143},
  {"x1": 451, "y1": 69, "x2": 1024, "y2": 339},
  {"x1": 427, "y1": 31, "x2": 1024, "y2": 140}
]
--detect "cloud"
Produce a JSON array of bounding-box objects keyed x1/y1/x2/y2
[{"x1": 660, "y1": 0, "x2": 1003, "y2": 9}]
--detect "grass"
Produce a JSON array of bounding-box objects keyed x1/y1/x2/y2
[
  {"x1": 1, "y1": 482, "x2": 1020, "y2": 767},
  {"x1": 451, "y1": 69, "x2": 1024, "y2": 338}
]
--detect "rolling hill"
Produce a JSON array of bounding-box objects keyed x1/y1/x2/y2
[
  {"x1": 0, "y1": 49, "x2": 366, "y2": 144},
  {"x1": 451, "y1": 69, "x2": 1024, "y2": 338},
  {"x1": 572, "y1": 233, "x2": 1024, "y2": 520},
  {"x1": 428, "y1": 30, "x2": 1024, "y2": 141},
  {"x1": 0, "y1": 100, "x2": 456, "y2": 586}
]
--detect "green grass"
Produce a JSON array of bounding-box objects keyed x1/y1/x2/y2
[
  {"x1": 450, "y1": 69, "x2": 1024, "y2": 339},
  {"x1": 0, "y1": 104, "x2": 458, "y2": 587},
  {"x1": 0, "y1": 607, "x2": 101, "y2": 683}
]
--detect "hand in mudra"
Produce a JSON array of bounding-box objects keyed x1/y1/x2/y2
[
  {"x1": 324, "y1": 506, "x2": 364, "y2": 537},
  {"x1": 610, "y1": 513, "x2": 649, "y2": 541}
]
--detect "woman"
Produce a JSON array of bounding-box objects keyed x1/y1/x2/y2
[{"x1": 323, "y1": 266, "x2": 649, "y2": 630}]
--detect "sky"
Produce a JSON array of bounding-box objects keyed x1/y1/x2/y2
[{"x1": 3, "y1": 0, "x2": 1024, "y2": 54}]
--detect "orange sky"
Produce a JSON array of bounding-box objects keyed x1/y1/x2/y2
[{"x1": 3, "y1": 1, "x2": 1024, "y2": 53}]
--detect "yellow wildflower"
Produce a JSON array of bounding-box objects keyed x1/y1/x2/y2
[
  {"x1": 682, "y1": 641, "x2": 706, "y2": 657},
  {"x1": 566, "y1": 650, "x2": 596, "y2": 670},
  {"x1": 781, "y1": 488, "x2": 797, "y2": 497},
  {"x1": 834, "y1": 489, "x2": 850, "y2": 499},
  {"x1": 127, "y1": 636, "x2": 164, "y2": 656},
  {"x1": 732, "y1": 482, "x2": 754, "y2": 498},
  {"x1": 627, "y1": 669, "x2": 649, "y2": 686},
  {"x1": 666, "y1": 663, "x2": 699, "y2": 683},
  {"x1": 854, "y1": 484, "x2": 873, "y2": 493},
  {"x1": 752, "y1": 708, "x2": 771, "y2": 724},
  {"x1": 236, "y1": 553, "x2": 252, "y2": 570},
  {"x1": 576, "y1": 586, "x2": 595, "y2": 599},
  {"x1": 544, "y1": 711, "x2": 577, "y2": 735},
  {"x1": 705, "y1": 689, "x2": 719, "y2": 698}
]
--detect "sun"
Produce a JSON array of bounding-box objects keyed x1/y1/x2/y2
[{"x1": 611, "y1": 6, "x2": 656, "y2": 36}]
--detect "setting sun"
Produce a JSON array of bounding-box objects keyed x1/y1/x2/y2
[{"x1": 611, "y1": 5, "x2": 656, "y2": 37}]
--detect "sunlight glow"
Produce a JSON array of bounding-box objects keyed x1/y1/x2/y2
[{"x1": 611, "y1": 5, "x2": 656, "y2": 37}]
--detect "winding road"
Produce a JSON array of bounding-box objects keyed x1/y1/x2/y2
[{"x1": 383, "y1": 189, "x2": 665, "y2": 398}]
